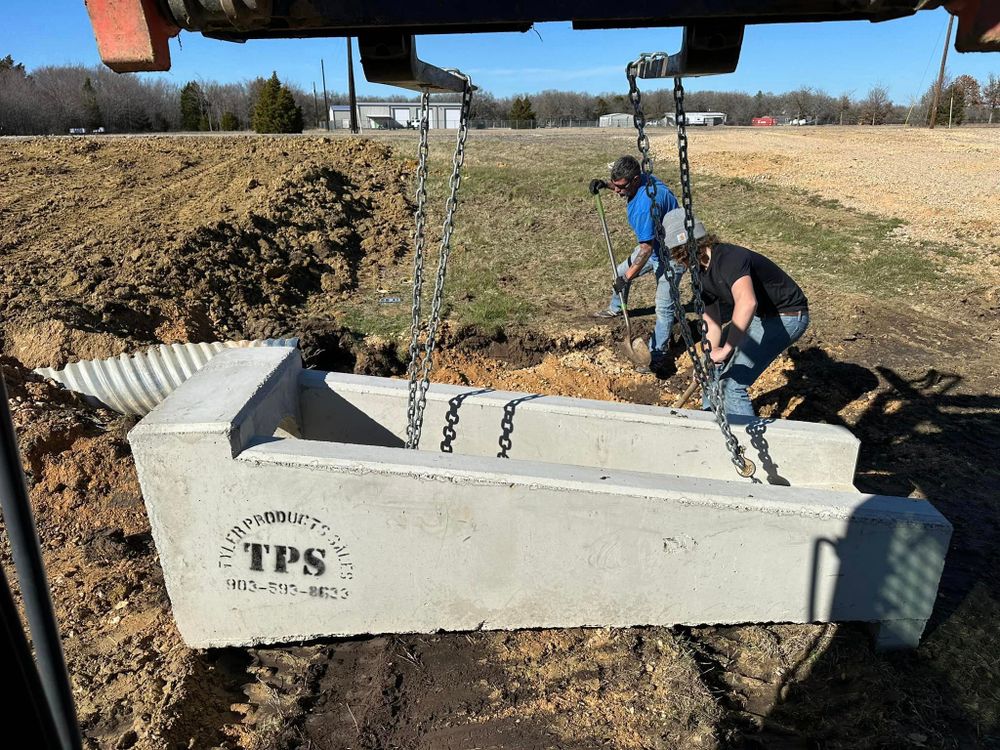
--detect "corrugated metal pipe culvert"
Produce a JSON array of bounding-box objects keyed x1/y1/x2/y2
[{"x1": 34, "y1": 339, "x2": 299, "y2": 417}]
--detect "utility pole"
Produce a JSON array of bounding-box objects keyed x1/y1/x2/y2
[
  {"x1": 312, "y1": 83, "x2": 320, "y2": 129},
  {"x1": 320, "y1": 59, "x2": 330, "y2": 131},
  {"x1": 347, "y1": 36, "x2": 360, "y2": 134},
  {"x1": 929, "y1": 13, "x2": 954, "y2": 129}
]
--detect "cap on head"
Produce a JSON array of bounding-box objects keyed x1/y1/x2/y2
[{"x1": 661, "y1": 207, "x2": 707, "y2": 248}]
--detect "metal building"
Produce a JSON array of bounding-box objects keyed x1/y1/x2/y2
[
  {"x1": 329, "y1": 102, "x2": 463, "y2": 130},
  {"x1": 598, "y1": 112, "x2": 633, "y2": 128}
]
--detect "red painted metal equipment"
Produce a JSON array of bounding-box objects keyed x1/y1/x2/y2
[{"x1": 83, "y1": 0, "x2": 179, "y2": 73}]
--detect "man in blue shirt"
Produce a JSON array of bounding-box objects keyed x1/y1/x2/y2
[{"x1": 593, "y1": 155, "x2": 685, "y2": 374}]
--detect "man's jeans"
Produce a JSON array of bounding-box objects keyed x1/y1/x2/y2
[
  {"x1": 607, "y1": 246, "x2": 686, "y2": 360},
  {"x1": 703, "y1": 312, "x2": 810, "y2": 417}
]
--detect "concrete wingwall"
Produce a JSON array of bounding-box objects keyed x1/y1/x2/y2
[{"x1": 129, "y1": 347, "x2": 952, "y2": 650}]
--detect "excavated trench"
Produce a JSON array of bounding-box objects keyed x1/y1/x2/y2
[{"x1": 4, "y1": 135, "x2": 997, "y2": 749}]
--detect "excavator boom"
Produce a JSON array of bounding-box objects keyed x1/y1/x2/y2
[{"x1": 85, "y1": 0, "x2": 998, "y2": 85}]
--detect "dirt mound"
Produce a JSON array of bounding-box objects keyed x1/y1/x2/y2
[
  {"x1": 1, "y1": 357, "x2": 244, "y2": 748},
  {"x1": 0, "y1": 137, "x2": 414, "y2": 368}
]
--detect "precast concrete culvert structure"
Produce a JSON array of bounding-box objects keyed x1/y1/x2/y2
[{"x1": 127, "y1": 346, "x2": 951, "y2": 650}]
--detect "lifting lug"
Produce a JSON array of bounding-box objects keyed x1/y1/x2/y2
[
  {"x1": 630, "y1": 22, "x2": 744, "y2": 78},
  {"x1": 358, "y1": 33, "x2": 470, "y2": 93}
]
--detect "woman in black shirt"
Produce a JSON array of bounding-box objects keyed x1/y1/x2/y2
[{"x1": 663, "y1": 208, "x2": 809, "y2": 417}]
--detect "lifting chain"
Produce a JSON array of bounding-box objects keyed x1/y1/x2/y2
[
  {"x1": 626, "y1": 54, "x2": 755, "y2": 479},
  {"x1": 405, "y1": 74, "x2": 474, "y2": 449}
]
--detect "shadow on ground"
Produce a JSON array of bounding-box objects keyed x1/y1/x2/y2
[{"x1": 741, "y1": 347, "x2": 1000, "y2": 749}]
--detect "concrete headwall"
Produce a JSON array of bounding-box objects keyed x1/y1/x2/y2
[{"x1": 129, "y1": 348, "x2": 951, "y2": 650}]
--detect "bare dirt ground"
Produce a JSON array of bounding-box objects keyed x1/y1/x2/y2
[{"x1": 1, "y1": 130, "x2": 998, "y2": 750}]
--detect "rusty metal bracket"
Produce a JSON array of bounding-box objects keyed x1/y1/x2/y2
[
  {"x1": 631, "y1": 23, "x2": 744, "y2": 78},
  {"x1": 358, "y1": 33, "x2": 470, "y2": 93},
  {"x1": 165, "y1": 0, "x2": 272, "y2": 32},
  {"x1": 84, "y1": 0, "x2": 179, "y2": 73}
]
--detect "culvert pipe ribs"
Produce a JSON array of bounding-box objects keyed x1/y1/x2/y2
[{"x1": 34, "y1": 339, "x2": 299, "y2": 417}]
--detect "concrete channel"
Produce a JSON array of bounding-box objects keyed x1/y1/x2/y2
[{"x1": 128, "y1": 346, "x2": 951, "y2": 650}]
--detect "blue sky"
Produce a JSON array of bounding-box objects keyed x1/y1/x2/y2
[{"x1": 4, "y1": 2, "x2": 997, "y2": 103}]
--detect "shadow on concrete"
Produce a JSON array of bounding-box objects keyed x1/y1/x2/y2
[
  {"x1": 497, "y1": 393, "x2": 545, "y2": 458},
  {"x1": 744, "y1": 418, "x2": 790, "y2": 486},
  {"x1": 440, "y1": 387, "x2": 493, "y2": 453},
  {"x1": 304, "y1": 390, "x2": 404, "y2": 448}
]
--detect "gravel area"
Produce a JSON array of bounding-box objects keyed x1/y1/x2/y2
[{"x1": 653, "y1": 126, "x2": 1000, "y2": 254}]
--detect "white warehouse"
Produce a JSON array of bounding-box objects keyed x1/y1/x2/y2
[
  {"x1": 329, "y1": 102, "x2": 464, "y2": 130},
  {"x1": 598, "y1": 112, "x2": 633, "y2": 127}
]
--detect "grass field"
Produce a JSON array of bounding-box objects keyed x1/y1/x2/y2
[{"x1": 340, "y1": 127, "x2": 988, "y2": 336}]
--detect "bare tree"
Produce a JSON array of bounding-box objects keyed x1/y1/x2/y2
[
  {"x1": 836, "y1": 92, "x2": 854, "y2": 125},
  {"x1": 858, "y1": 85, "x2": 893, "y2": 125},
  {"x1": 788, "y1": 86, "x2": 816, "y2": 121},
  {"x1": 984, "y1": 74, "x2": 1000, "y2": 124}
]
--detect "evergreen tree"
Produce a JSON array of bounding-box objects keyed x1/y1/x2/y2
[
  {"x1": 81, "y1": 77, "x2": 102, "y2": 130},
  {"x1": 940, "y1": 83, "x2": 966, "y2": 126},
  {"x1": 251, "y1": 73, "x2": 304, "y2": 133},
  {"x1": 128, "y1": 108, "x2": 152, "y2": 132},
  {"x1": 153, "y1": 113, "x2": 171, "y2": 132},
  {"x1": 928, "y1": 81, "x2": 966, "y2": 126},
  {"x1": 180, "y1": 81, "x2": 204, "y2": 130},
  {"x1": 0, "y1": 54, "x2": 26, "y2": 75},
  {"x1": 509, "y1": 95, "x2": 536, "y2": 128},
  {"x1": 592, "y1": 96, "x2": 610, "y2": 118},
  {"x1": 220, "y1": 111, "x2": 240, "y2": 131}
]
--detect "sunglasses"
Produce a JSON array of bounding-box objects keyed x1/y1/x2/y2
[{"x1": 610, "y1": 176, "x2": 636, "y2": 191}]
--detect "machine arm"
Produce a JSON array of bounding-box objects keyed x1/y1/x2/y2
[{"x1": 85, "y1": 0, "x2": 997, "y2": 79}]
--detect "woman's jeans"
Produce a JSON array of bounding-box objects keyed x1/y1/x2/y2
[
  {"x1": 608, "y1": 246, "x2": 686, "y2": 360},
  {"x1": 702, "y1": 312, "x2": 810, "y2": 416}
]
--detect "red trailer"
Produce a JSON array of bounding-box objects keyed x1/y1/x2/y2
[{"x1": 752, "y1": 116, "x2": 777, "y2": 126}]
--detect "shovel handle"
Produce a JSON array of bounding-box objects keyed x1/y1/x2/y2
[
  {"x1": 594, "y1": 192, "x2": 619, "y2": 283},
  {"x1": 672, "y1": 380, "x2": 699, "y2": 409}
]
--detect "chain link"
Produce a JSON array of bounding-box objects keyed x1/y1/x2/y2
[
  {"x1": 405, "y1": 90, "x2": 432, "y2": 446},
  {"x1": 405, "y1": 75, "x2": 474, "y2": 449},
  {"x1": 626, "y1": 57, "x2": 755, "y2": 479}
]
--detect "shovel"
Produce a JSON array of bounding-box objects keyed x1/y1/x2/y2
[{"x1": 592, "y1": 189, "x2": 652, "y2": 367}]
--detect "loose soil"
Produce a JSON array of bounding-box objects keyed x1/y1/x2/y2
[{"x1": 1, "y1": 131, "x2": 998, "y2": 750}]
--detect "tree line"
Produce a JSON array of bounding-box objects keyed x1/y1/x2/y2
[
  {"x1": 0, "y1": 57, "x2": 309, "y2": 135},
  {"x1": 1, "y1": 54, "x2": 997, "y2": 135},
  {"x1": 474, "y1": 76, "x2": 1000, "y2": 127}
]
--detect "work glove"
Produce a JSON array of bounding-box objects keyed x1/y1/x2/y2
[
  {"x1": 612, "y1": 275, "x2": 628, "y2": 294},
  {"x1": 589, "y1": 178, "x2": 607, "y2": 195}
]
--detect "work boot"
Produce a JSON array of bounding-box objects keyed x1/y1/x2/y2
[
  {"x1": 593, "y1": 309, "x2": 621, "y2": 319},
  {"x1": 651, "y1": 357, "x2": 677, "y2": 379}
]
